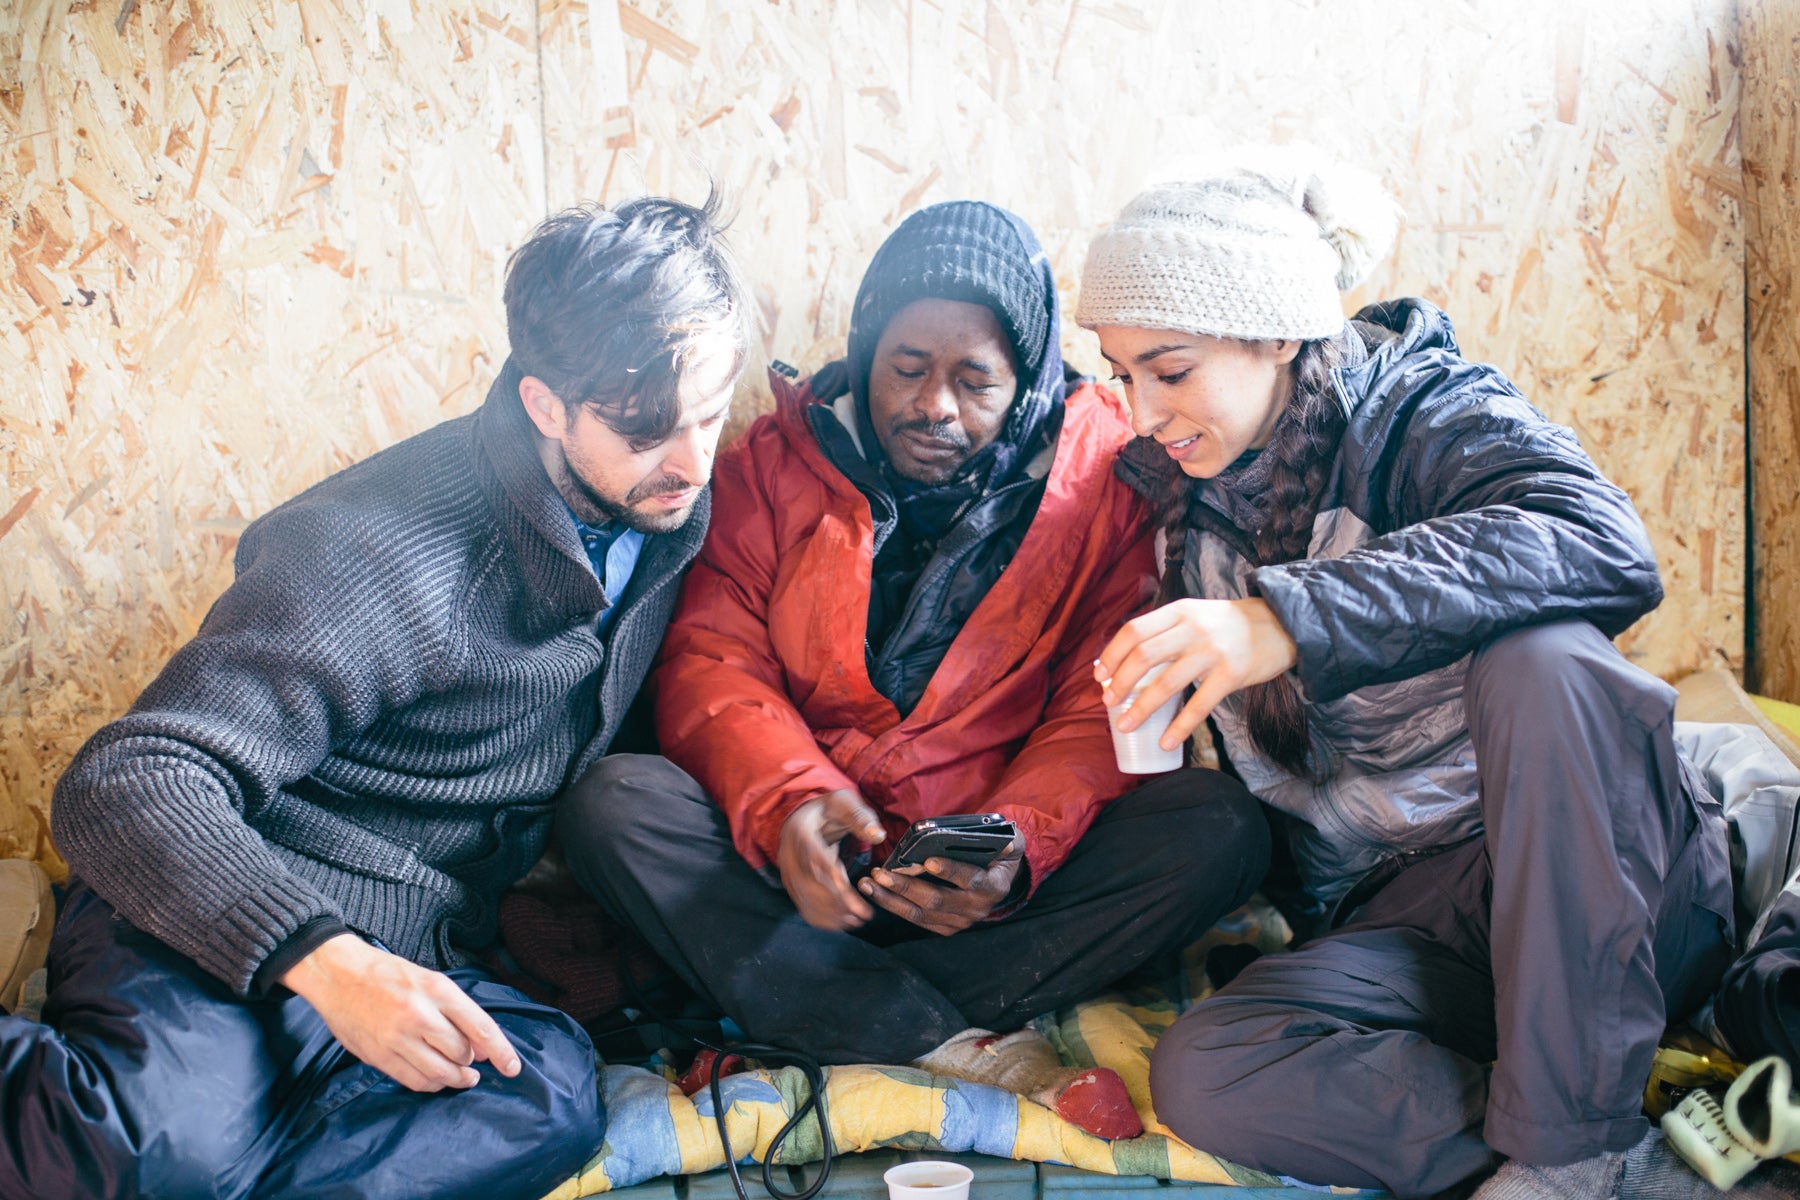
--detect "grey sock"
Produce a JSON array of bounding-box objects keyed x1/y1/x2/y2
[
  {"x1": 1619, "y1": 1129, "x2": 1800, "y2": 1199},
  {"x1": 1473, "y1": 1151, "x2": 1625, "y2": 1200},
  {"x1": 1620, "y1": 1130, "x2": 1725, "y2": 1200},
  {"x1": 1735, "y1": 1159, "x2": 1800, "y2": 1199}
]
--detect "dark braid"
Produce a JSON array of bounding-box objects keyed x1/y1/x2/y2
[
  {"x1": 1158, "y1": 337, "x2": 1346, "y2": 777},
  {"x1": 1239, "y1": 336, "x2": 1346, "y2": 776}
]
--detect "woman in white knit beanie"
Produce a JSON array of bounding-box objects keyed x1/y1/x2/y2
[{"x1": 1081, "y1": 151, "x2": 1765, "y2": 1200}]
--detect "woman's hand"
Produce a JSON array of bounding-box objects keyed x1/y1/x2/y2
[{"x1": 1095, "y1": 598, "x2": 1300, "y2": 751}]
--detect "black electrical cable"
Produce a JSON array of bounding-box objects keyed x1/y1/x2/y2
[
  {"x1": 614, "y1": 942, "x2": 835, "y2": 1200},
  {"x1": 707, "y1": 1041, "x2": 834, "y2": 1200}
]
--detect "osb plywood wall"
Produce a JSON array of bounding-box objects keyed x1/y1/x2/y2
[
  {"x1": 1740, "y1": 0, "x2": 1800, "y2": 704},
  {"x1": 0, "y1": 0, "x2": 1753, "y2": 874}
]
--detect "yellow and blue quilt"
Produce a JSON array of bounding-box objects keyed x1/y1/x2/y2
[{"x1": 544, "y1": 904, "x2": 1323, "y2": 1197}]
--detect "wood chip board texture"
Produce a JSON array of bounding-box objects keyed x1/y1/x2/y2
[
  {"x1": 1741, "y1": 0, "x2": 1800, "y2": 704},
  {"x1": 0, "y1": 0, "x2": 1751, "y2": 875}
]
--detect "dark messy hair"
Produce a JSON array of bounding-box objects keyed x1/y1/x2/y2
[
  {"x1": 503, "y1": 191, "x2": 753, "y2": 444},
  {"x1": 1155, "y1": 336, "x2": 1346, "y2": 777}
]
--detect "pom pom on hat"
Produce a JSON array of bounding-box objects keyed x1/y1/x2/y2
[{"x1": 1075, "y1": 147, "x2": 1400, "y2": 340}]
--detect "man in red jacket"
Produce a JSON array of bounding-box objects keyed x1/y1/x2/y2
[{"x1": 559, "y1": 202, "x2": 1270, "y2": 1137}]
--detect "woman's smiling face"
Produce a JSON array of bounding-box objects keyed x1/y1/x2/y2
[{"x1": 1094, "y1": 326, "x2": 1300, "y2": 478}]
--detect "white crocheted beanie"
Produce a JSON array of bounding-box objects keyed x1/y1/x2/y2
[{"x1": 1075, "y1": 148, "x2": 1400, "y2": 340}]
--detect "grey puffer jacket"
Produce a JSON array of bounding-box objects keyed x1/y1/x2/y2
[{"x1": 1118, "y1": 298, "x2": 1663, "y2": 905}]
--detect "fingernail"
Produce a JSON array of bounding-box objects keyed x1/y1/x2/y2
[
  {"x1": 925, "y1": 859, "x2": 943, "y2": 874},
  {"x1": 873, "y1": 870, "x2": 889, "y2": 885}
]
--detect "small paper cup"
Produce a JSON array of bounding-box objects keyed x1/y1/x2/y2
[
  {"x1": 1107, "y1": 663, "x2": 1185, "y2": 774},
  {"x1": 883, "y1": 1160, "x2": 974, "y2": 1200}
]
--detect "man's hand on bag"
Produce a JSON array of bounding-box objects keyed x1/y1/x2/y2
[
  {"x1": 282, "y1": 933, "x2": 521, "y2": 1092},
  {"x1": 777, "y1": 789, "x2": 886, "y2": 931},
  {"x1": 859, "y1": 829, "x2": 1026, "y2": 935}
]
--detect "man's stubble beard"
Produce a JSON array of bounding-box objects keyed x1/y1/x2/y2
[{"x1": 553, "y1": 450, "x2": 697, "y2": 535}]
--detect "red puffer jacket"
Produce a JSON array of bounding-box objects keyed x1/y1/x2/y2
[{"x1": 653, "y1": 369, "x2": 1159, "y2": 890}]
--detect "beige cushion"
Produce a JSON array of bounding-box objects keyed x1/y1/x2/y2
[
  {"x1": 0, "y1": 859, "x2": 53, "y2": 1013},
  {"x1": 1675, "y1": 668, "x2": 1800, "y2": 773}
]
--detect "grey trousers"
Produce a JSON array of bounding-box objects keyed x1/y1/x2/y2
[
  {"x1": 557, "y1": 757, "x2": 1271, "y2": 1064},
  {"x1": 1148, "y1": 621, "x2": 1736, "y2": 1198}
]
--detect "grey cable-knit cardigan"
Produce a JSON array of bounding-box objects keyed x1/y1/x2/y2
[{"x1": 51, "y1": 361, "x2": 709, "y2": 995}]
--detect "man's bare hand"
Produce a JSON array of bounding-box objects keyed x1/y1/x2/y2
[
  {"x1": 858, "y1": 830, "x2": 1025, "y2": 935},
  {"x1": 777, "y1": 790, "x2": 886, "y2": 931},
  {"x1": 281, "y1": 933, "x2": 522, "y2": 1092}
]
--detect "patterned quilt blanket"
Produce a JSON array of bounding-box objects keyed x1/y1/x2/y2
[
  {"x1": 542, "y1": 700, "x2": 1800, "y2": 1198},
  {"x1": 543, "y1": 902, "x2": 1371, "y2": 1197}
]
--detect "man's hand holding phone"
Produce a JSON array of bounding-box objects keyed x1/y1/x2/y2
[
  {"x1": 858, "y1": 816, "x2": 1026, "y2": 935},
  {"x1": 777, "y1": 788, "x2": 886, "y2": 931}
]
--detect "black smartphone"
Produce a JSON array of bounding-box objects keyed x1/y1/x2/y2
[{"x1": 883, "y1": 813, "x2": 1017, "y2": 873}]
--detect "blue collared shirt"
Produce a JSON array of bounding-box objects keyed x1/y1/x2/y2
[{"x1": 569, "y1": 511, "x2": 644, "y2": 634}]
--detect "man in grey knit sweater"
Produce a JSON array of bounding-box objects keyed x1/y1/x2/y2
[{"x1": 0, "y1": 196, "x2": 752, "y2": 1200}]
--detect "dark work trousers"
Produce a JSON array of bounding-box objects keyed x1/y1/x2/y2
[
  {"x1": 1715, "y1": 885, "x2": 1800, "y2": 1067},
  {"x1": 557, "y1": 758, "x2": 1271, "y2": 1065},
  {"x1": 1147, "y1": 621, "x2": 1737, "y2": 1199},
  {"x1": 0, "y1": 884, "x2": 603, "y2": 1200}
]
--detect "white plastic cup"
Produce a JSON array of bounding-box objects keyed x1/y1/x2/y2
[
  {"x1": 1107, "y1": 663, "x2": 1185, "y2": 774},
  {"x1": 884, "y1": 1160, "x2": 974, "y2": 1200}
]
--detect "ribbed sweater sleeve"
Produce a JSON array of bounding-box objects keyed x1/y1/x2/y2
[{"x1": 51, "y1": 499, "x2": 457, "y2": 995}]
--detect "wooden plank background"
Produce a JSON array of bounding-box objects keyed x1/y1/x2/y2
[
  {"x1": 1740, "y1": 0, "x2": 1800, "y2": 704},
  {"x1": 0, "y1": 0, "x2": 1763, "y2": 875}
]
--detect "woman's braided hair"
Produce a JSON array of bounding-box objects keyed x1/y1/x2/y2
[{"x1": 1157, "y1": 335, "x2": 1346, "y2": 777}]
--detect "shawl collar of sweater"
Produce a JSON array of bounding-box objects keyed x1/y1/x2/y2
[{"x1": 476, "y1": 359, "x2": 606, "y2": 620}]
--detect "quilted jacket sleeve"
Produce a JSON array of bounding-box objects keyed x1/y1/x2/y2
[
  {"x1": 985, "y1": 488, "x2": 1159, "y2": 889},
  {"x1": 1252, "y1": 352, "x2": 1663, "y2": 705},
  {"x1": 653, "y1": 439, "x2": 857, "y2": 869}
]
